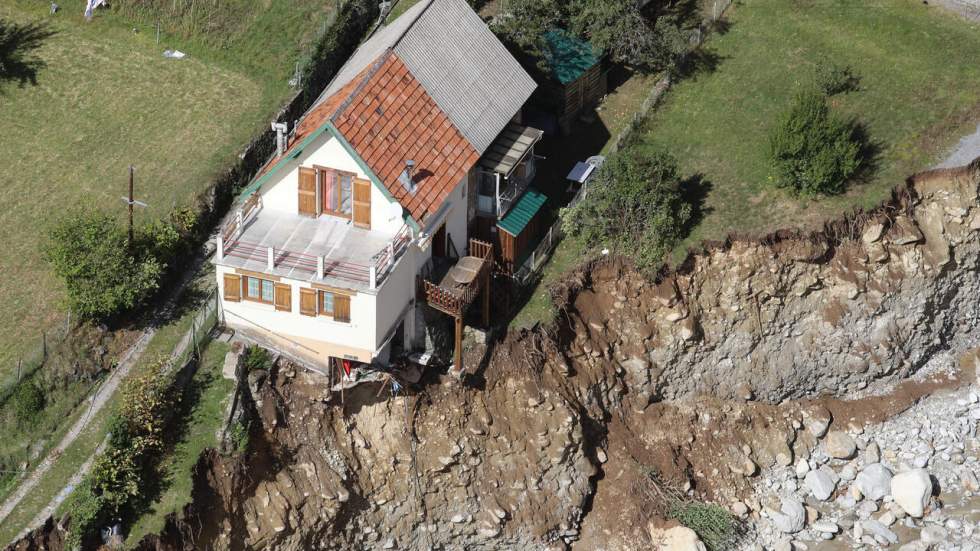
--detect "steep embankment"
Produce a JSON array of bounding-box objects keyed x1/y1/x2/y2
[{"x1": 10, "y1": 158, "x2": 980, "y2": 550}]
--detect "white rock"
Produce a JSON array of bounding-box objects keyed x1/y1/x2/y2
[
  {"x1": 794, "y1": 458, "x2": 810, "y2": 478},
  {"x1": 856, "y1": 463, "x2": 893, "y2": 502},
  {"x1": 804, "y1": 468, "x2": 837, "y2": 501},
  {"x1": 731, "y1": 502, "x2": 749, "y2": 517},
  {"x1": 862, "y1": 519, "x2": 898, "y2": 544},
  {"x1": 920, "y1": 524, "x2": 949, "y2": 543},
  {"x1": 647, "y1": 524, "x2": 707, "y2": 551},
  {"x1": 770, "y1": 498, "x2": 806, "y2": 534},
  {"x1": 812, "y1": 521, "x2": 839, "y2": 534},
  {"x1": 803, "y1": 406, "x2": 832, "y2": 438},
  {"x1": 824, "y1": 431, "x2": 857, "y2": 459},
  {"x1": 890, "y1": 469, "x2": 933, "y2": 518},
  {"x1": 864, "y1": 441, "x2": 881, "y2": 464},
  {"x1": 960, "y1": 469, "x2": 979, "y2": 492}
]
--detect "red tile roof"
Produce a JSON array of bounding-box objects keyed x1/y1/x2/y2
[
  {"x1": 256, "y1": 50, "x2": 479, "y2": 226},
  {"x1": 333, "y1": 52, "x2": 478, "y2": 223}
]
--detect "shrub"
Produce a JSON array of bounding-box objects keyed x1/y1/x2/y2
[
  {"x1": 243, "y1": 346, "x2": 273, "y2": 373},
  {"x1": 768, "y1": 90, "x2": 863, "y2": 196},
  {"x1": 562, "y1": 147, "x2": 692, "y2": 269},
  {"x1": 815, "y1": 57, "x2": 858, "y2": 95},
  {"x1": 11, "y1": 380, "x2": 45, "y2": 424},
  {"x1": 64, "y1": 480, "x2": 106, "y2": 550},
  {"x1": 44, "y1": 210, "x2": 163, "y2": 321},
  {"x1": 668, "y1": 501, "x2": 739, "y2": 551}
]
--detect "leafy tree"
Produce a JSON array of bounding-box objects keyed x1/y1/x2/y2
[
  {"x1": 44, "y1": 210, "x2": 163, "y2": 321},
  {"x1": 570, "y1": 0, "x2": 688, "y2": 72},
  {"x1": 562, "y1": 148, "x2": 692, "y2": 269},
  {"x1": 768, "y1": 90, "x2": 863, "y2": 196},
  {"x1": 0, "y1": 19, "x2": 55, "y2": 88}
]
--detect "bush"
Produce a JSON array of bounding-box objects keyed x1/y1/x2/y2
[
  {"x1": 815, "y1": 57, "x2": 858, "y2": 95},
  {"x1": 11, "y1": 380, "x2": 45, "y2": 424},
  {"x1": 562, "y1": 147, "x2": 692, "y2": 269},
  {"x1": 768, "y1": 90, "x2": 863, "y2": 196},
  {"x1": 44, "y1": 210, "x2": 163, "y2": 321},
  {"x1": 243, "y1": 346, "x2": 273, "y2": 373},
  {"x1": 668, "y1": 501, "x2": 739, "y2": 551}
]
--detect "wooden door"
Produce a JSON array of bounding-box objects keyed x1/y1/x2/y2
[
  {"x1": 352, "y1": 178, "x2": 371, "y2": 229},
  {"x1": 433, "y1": 224, "x2": 446, "y2": 258},
  {"x1": 298, "y1": 167, "x2": 316, "y2": 216}
]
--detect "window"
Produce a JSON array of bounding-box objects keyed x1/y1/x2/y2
[
  {"x1": 317, "y1": 290, "x2": 351, "y2": 323},
  {"x1": 318, "y1": 167, "x2": 354, "y2": 218},
  {"x1": 243, "y1": 276, "x2": 275, "y2": 304}
]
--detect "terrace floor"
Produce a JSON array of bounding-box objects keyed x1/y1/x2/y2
[{"x1": 219, "y1": 211, "x2": 395, "y2": 290}]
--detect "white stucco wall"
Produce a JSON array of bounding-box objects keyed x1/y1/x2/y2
[{"x1": 259, "y1": 131, "x2": 406, "y2": 236}]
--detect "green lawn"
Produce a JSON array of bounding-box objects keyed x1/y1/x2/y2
[
  {"x1": 0, "y1": 1, "x2": 334, "y2": 381},
  {"x1": 125, "y1": 340, "x2": 234, "y2": 546},
  {"x1": 636, "y1": 0, "x2": 980, "y2": 255}
]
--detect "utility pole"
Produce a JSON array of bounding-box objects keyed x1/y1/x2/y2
[{"x1": 121, "y1": 165, "x2": 148, "y2": 247}]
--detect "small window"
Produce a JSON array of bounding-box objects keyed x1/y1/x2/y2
[
  {"x1": 318, "y1": 290, "x2": 334, "y2": 316},
  {"x1": 243, "y1": 276, "x2": 275, "y2": 304}
]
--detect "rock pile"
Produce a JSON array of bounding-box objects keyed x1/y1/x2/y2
[{"x1": 738, "y1": 374, "x2": 980, "y2": 550}]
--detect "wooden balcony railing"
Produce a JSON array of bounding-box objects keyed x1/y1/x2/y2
[{"x1": 421, "y1": 239, "x2": 493, "y2": 318}]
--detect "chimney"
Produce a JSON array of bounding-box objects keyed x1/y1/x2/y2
[{"x1": 271, "y1": 122, "x2": 289, "y2": 157}]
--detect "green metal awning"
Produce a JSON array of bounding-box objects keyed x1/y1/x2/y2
[{"x1": 497, "y1": 187, "x2": 547, "y2": 237}]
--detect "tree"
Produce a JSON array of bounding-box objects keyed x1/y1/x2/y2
[
  {"x1": 491, "y1": 0, "x2": 567, "y2": 74},
  {"x1": 569, "y1": 0, "x2": 687, "y2": 72},
  {"x1": 44, "y1": 210, "x2": 162, "y2": 321},
  {"x1": 768, "y1": 90, "x2": 863, "y2": 196},
  {"x1": 562, "y1": 148, "x2": 692, "y2": 269},
  {"x1": 0, "y1": 19, "x2": 55, "y2": 88}
]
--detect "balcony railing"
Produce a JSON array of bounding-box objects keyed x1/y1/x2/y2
[
  {"x1": 421, "y1": 239, "x2": 493, "y2": 318},
  {"x1": 475, "y1": 168, "x2": 534, "y2": 219},
  {"x1": 217, "y1": 195, "x2": 412, "y2": 289}
]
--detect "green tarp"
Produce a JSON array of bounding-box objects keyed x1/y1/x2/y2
[{"x1": 544, "y1": 30, "x2": 600, "y2": 85}]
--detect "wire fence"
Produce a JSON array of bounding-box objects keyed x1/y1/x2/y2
[{"x1": 0, "y1": 315, "x2": 73, "y2": 410}]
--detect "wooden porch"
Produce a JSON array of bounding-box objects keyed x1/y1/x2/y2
[{"x1": 420, "y1": 239, "x2": 493, "y2": 372}]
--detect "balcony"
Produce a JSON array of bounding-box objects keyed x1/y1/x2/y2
[
  {"x1": 216, "y1": 194, "x2": 412, "y2": 291},
  {"x1": 476, "y1": 122, "x2": 543, "y2": 219},
  {"x1": 420, "y1": 239, "x2": 493, "y2": 318}
]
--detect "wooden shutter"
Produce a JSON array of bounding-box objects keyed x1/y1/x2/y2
[
  {"x1": 334, "y1": 295, "x2": 351, "y2": 323},
  {"x1": 299, "y1": 288, "x2": 317, "y2": 317},
  {"x1": 223, "y1": 274, "x2": 241, "y2": 302},
  {"x1": 298, "y1": 167, "x2": 316, "y2": 216},
  {"x1": 274, "y1": 283, "x2": 292, "y2": 312},
  {"x1": 352, "y1": 178, "x2": 371, "y2": 229}
]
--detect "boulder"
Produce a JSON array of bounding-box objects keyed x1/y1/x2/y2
[
  {"x1": 890, "y1": 469, "x2": 933, "y2": 518},
  {"x1": 769, "y1": 498, "x2": 805, "y2": 534},
  {"x1": 804, "y1": 468, "x2": 837, "y2": 501},
  {"x1": 812, "y1": 520, "x2": 840, "y2": 534},
  {"x1": 794, "y1": 457, "x2": 810, "y2": 478},
  {"x1": 803, "y1": 406, "x2": 832, "y2": 438},
  {"x1": 864, "y1": 441, "x2": 881, "y2": 464},
  {"x1": 856, "y1": 463, "x2": 893, "y2": 501},
  {"x1": 823, "y1": 431, "x2": 857, "y2": 459},
  {"x1": 648, "y1": 524, "x2": 707, "y2": 551},
  {"x1": 862, "y1": 519, "x2": 898, "y2": 544}
]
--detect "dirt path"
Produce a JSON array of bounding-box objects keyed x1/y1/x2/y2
[
  {"x1": 0, "y1": 254, "x2": 213, "y2": 544},
  {"x1": 938, "y1": 122, "x2": 980, "y2": 168}
]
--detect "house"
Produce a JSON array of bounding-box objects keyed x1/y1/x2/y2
[{"x1": 213, "y1": 0, "x2": 540, "y2": 373}]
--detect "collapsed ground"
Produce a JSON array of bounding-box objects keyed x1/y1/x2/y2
[{"x1": 42, "y1": 158, "x2": 971, "y2": 550}]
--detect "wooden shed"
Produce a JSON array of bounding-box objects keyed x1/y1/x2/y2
[{"x1": 542, "y1": 30, "x2": 607, "y2": 134}]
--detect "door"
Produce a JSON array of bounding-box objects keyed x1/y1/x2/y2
[{"x1": 432, "y1": 224, "x2": 446, "y2": 258}]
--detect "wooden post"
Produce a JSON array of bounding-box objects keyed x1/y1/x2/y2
[
  {"x1": 482, "y1": 270, "x2": 490, "y2": 328},
  {"x1": 216, "y1": 235, "x2": 224, "y2": 260},
  {"x1": 127, "y1": 166, "x2": 135, "y2": 246},
  {"x1": 267, "y1": 247, "x2": 275, "y2": 270},
  {"x1": 454, "y1": 316, "x2": 463, "y2": 374},
  {"x1": 317, "y1": 256, "x2": 325, "y2": 280}
]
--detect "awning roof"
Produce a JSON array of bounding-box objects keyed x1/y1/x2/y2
[
  {"x1": 497, "y1": 187, "x2": 547, "y2": 236},
  {"x1": 479, "y1": 122, "x2": 544, "y2": 177}
]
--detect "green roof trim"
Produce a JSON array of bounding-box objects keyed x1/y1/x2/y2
[
  {"x1": 237, "y1": 125, "x2": 330, "y2": 200},
  {"x1": 497, "y1": 187, "x2": 547, "y2": 237},
  {"x1": 544, "y1": 30, "x2": 600, "y2": 85}
]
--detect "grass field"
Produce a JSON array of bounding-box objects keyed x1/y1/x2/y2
[
  {"x1": 636, "y1": 0, "x2": 980, "y2": 255},
  {"x1": 0, "y1": 1, "x2": 335, "y2": 380},
  {"x1": 125, "y1": 340, "x2": 234, "y2": 546}
]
